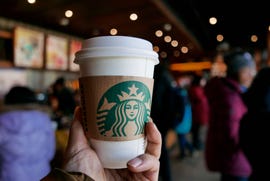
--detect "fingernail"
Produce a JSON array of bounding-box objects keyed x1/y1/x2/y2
[{"x1": 128, "y1": 157, "x2": 142, "y2": 168}]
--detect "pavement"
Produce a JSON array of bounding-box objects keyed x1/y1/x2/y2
[
  {"x1": 170, "y1": 149, "x2": 220, "y2": 181},
  {"x1": 162, "y1": 129, "x2": 220, "y2": 181}
]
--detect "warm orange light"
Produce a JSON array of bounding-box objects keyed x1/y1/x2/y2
[
  {"x1": 153, "y1": 46, "x2": 159, "y2": 52},
  {"x1": 155, "y1": 30, "x2": 163, "y2": 37},
  {"x1": 110, "y1": 28, "x2": 118, "y2": 35},
  {"x1": 170, "y1": 61, "x2": 212, "y2": 71},
  {"x1": 251, "y1": 35, "x2": 258, "y2": 42},
  {"x1": 216, "y1": 34, "x2": 224, "y2": 42},
  {"x1": 171, "y1": 40, "x2": 178, "y2": 47},
  {"x1": 164, "y1": 35, "x2": 172, "y2": 43},
  {"x1": 130, "y1": 13, "x2": 138, "y2": 21},
  {"x1": 181, "y1": 46, "x2": 188, "y2": 53},
  {"x1": 27, "y1": 0, "x2": 36, "y2": 4},
  {"x1": 209, "y1": 17, "x2": 217, "y2": 25},
  {"x1": 65, "y1": 10, "x2": 73, "y2": 18}
]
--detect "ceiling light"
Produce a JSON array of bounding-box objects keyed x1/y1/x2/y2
[
  {"x1": 153, "y1": 46, "x2": 160, "y2": 52},
  {"x1": 130, "y1": 13, "x2": 138, "y2": 21},
  {"x1": 174, "y1": 50, "x2": 180, "y2": 57},
  {"x1": 171, "y1": 40, "x2": 178, "y2": 47},
  {"x1": 110, "y1": 28, "x2": 118, "y2": 35},
  {"x1": 181, "y1": 46, "x2": 189, "y2": 54},
  {"x1": 155, "y1": 30, "x2": 163, "y2": 37},
  {"x1": 160, "y1": 51, "x2": 167, "y2": 58},
  {"x1": 164, "y1": 23, "x2": 172, "y2": 31},
  {"x1": 209, "y1": 17, "x2": 217, "y2": 25},
  {"x1": 164, "y1": 35, "x2": 172, "y2": 43},
  {"x1": 216, "y1": 34, "x2": 224, "y2": 42},
  {"x1": 65, "y1": 10, "x2": 73, "y2": 18},
  {"x1": 92, "y1": 29, "x2": 100, "y2": 36},
  {"x1": 216, "y1": 42, "x2": 230, "y2": 51},
  {"x1": 60, "y1": 18, "x2": 69, "y2": 26},
  {"x1": 251, "y1": 35, "x2": 258, "y2": 42},
  {"x1": 27, "y1": 0, "x2": 36, "y2": 4}
]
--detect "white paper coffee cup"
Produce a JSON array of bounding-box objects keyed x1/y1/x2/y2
[{"x1": 74, "y1": 35, "x2": 159, "y2": 169}]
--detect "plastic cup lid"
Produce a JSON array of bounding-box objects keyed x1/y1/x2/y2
[{"x1": 74, "y1": 36, "x2": 159, "y2": 64}]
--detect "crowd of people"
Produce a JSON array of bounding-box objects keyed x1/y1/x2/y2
[
  {"x1": 0, "y1": 47, "x2": 269, "y2": 181},
  {"x1": 150, "y1": 47, "x2": 268, "y2": 181}
]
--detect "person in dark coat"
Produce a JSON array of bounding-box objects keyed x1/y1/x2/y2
[
  {"x1": 239, "y1": 67, "x2": 270, "y2": 180},
  {"x1": 52, "y1": 77, "x2": 76, "y2": 129},
  {"x1": 53, "y1": 77, "x2": 76, "y2": 116},
  {"x1": 151, "y1": 62, "x2": 180, "y2": 181}
]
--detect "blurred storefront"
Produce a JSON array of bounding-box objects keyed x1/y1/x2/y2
[{"x1": 0, "y1": 17, "x2": 81, "y2": 99}]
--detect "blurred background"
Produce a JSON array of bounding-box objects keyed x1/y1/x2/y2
[{"x1": 0, "y1": 0, "x2": 269, "y2": 180}]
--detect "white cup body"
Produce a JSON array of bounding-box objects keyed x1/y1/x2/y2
[
  {"x1": 74, "y1": 36, "x2": 159, "y2": 168},
  {"x1": 79, "y1": 57, "x2": 156, "y2": 78}
]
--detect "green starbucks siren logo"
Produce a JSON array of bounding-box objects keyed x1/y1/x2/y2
[{"x1": 96, "y1": 81, "x2": 151, "y2": 137}]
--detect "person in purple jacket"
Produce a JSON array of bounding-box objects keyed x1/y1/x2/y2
[
  {"x1": 0, "y1": 86, "x2": 55, "y2": 181},
  {"x1": 204, "y1": 49, "x2": 256, "y2": 181}
]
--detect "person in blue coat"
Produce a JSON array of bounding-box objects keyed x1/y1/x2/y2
[
  {"x1": 174, "y1": 85, "x2": 193, "y2": 159},
  {"x1": 0, "y1": 86, "x2": 56, "y2": 181}
]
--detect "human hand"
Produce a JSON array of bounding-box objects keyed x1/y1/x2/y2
[{"x1": 64, "y1": 106, "x2": 161, "y2": 181}]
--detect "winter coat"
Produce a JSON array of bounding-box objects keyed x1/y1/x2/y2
[
  {"x1": 151, "y1": 65, "x2": 179, "y2": 136},
  {"x1": 239, "y1": 112, "x2": 270, "y2": 180},
  {"x1": 0, "y1": 104, "x2": 56, "y2": 181},
  {"x1": 239, "y1": 67, "x2": 270, "y2": 180},
  {"x1": 188, "y1": 85, "x2": 209, "y2": 125},
  {"x1": 204, "y1": 77, "x2": 252, "y2": 177}
]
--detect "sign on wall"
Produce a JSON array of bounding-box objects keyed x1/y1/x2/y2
[
  {"x1": 14, "y1": 26, "x2": 45, "y2": 68},
  {"x1": 45, "y1": 34, "x2": 68, "y2": 71}
]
